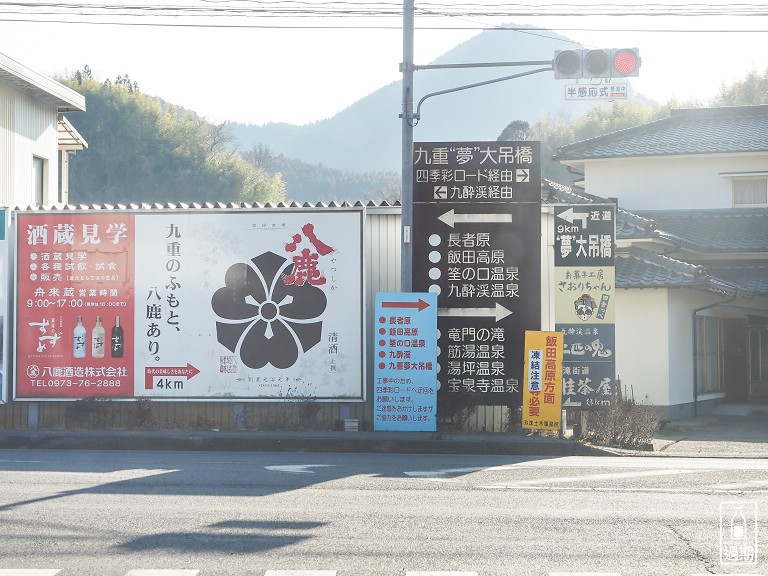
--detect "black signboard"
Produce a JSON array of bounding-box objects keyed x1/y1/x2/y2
[
  {"x1": 553, "y1": 203, "x2": 617, "y2": 409},
  {"x1": 411, "y1": 141, "x2": 542, "y2": 406},
  {"x1": 556, "y1": 323, "x2": 616, "y2": 408},
  {"x1": 554, "y1": 205, "x2": 615, "y2": 267}
]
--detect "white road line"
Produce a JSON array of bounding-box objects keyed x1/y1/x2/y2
[
  {"x1": 549, "y1": 573, "x2": 622, "y2": 576},
  {"x1": 712, "y1": 479, "x2": 768, "y2": 489},
  {"x1": 264, "y1": 465, "x2": 336, "y2": 474},
  {"x1": 404, "y1": 466, "x2": 516, "y2": 477},
  {"x1": 483, "y1": 468, "x2": 697, "y2": 488},
  {"x1": 508, "y1": 456, "x2": 768, "y2": 470},
  {"x1": 124, "y1": 571, "x2": 199, "y2": 576},
  {"x1": 0, "y1": 571, "x2": 61, "y2": 576},
  {"x1": 264, "y1": 571, "x2": 337, "y2": 576},
  {"x1": 406, "y1": 572, "x2": 478, "y2": 576}
]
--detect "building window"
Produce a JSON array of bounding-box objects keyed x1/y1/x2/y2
[
  {"x1": 696, "y1": 316, "x2": 724, "y2": 394},
  {"x1": 733, "y1": 178, "x2": 768, "y2": 206}
]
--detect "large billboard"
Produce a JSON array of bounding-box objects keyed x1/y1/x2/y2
[{"x1": 14, "y1": 208, "x2": 365, "y2": 401}]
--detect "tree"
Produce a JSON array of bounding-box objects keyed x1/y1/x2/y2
[
  {"x1": 712, "y1": 68, "x2": 768, "y2": 106},
  {"x1": 500, "y1": 101, "x2": 678, "y2": 184},
  {"x1": 497, "y1": 119, "x2": 534, "y2": 141},
  {"x1": 59, "y1": 69, "x2": 286, "y2": 206}
]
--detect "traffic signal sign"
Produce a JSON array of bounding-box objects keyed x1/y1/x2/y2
[{"x1": 553, "y1": 48, "x2": 640, "y2": 79}]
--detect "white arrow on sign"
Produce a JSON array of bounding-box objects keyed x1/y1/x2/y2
[
  {"x1": 557, "y1": 207, "x2": 589, "y2": 228},
  {"x1": 265, "y1": 464, "x2": 336, "y2": 474},
  {"x1": 562, "y1": 397, "x2": 582, "y2": 407},
  {"x1": 438, "y1": 209, "x2": 513, "y2": 228},
  {"x1": 438, "y1": 302, "x2": 512, "y2": 322}
]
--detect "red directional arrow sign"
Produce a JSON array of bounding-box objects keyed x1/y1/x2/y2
[
  {"x1": 382, "y1": 298, "x2": 430, "y2": 311},
  {"x1": 145, "y1": 363, "x2": 200, "y2": 390}
]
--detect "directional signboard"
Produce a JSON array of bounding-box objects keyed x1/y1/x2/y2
[
  {"x1": 554, "y1": 203, "x2": 616, "y2": 408},
  {"x1": 373, "y1": 292, "x2": 438, "y2": 431},
  {"x1": 412, "y1": 141, "x2": 542, "y2": 406}
]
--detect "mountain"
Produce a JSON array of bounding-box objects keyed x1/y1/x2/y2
[{"x1": 229, "y1": 26, "x2": 612, "y2": 173}]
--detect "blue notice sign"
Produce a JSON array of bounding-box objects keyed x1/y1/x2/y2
[{"x1": 373, "y1": 292, "x2": 438, "y2": 431}]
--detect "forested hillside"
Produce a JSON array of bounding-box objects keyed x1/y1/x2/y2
[
  {"x1": 58, "y1": 63, "x2": 768, "y2": 206},
  {"x1": 61, "y1": 67, "x2": 286, "y2": 206},
  {"x1": 243, "y1": 145, "x2": 399, "y2": 203}
]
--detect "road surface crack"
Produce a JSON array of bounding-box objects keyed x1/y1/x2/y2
[{"x1": 667, "y1": 523, "x2": 717, "y2": 573}]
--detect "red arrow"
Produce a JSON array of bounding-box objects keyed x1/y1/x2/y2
[
  {"x1": 145, "y1": 363, "x2": 200, "y2": 389},
  {"x1": 382, "y1": 299, "x2": 430, "y2": 312}
]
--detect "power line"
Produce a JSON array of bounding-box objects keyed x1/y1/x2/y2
[
  {"x1": 3, "y1": 0, "x2": 768, "y2": 19},
  {"x1": 2, "y1": 16, "x2": 768, "y2": 33}
]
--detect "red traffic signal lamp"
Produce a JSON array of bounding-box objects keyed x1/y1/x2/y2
[
  {"x1": 611, "y1": 48, "x2": 640, "y2": 77},
  {"x1": 553, "y1": 48, "x2": 640, "y2": 79}
]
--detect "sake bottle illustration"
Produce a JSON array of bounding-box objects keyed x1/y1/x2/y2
[
  {"x1": 111, "y1": 316, "x2": 124, "y2": 358},
  {"x1": 73, "y1": 315, "x2": 87, "y2": 358},
  {"x1": 91, "y1": 315, "x2": 105, "y2": 359},
  {"x1": 731, "y1": 508, "x2": 747, "y2": 540}
]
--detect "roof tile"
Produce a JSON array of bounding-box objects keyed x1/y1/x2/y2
[{"x1": 557, "y1": 105, "x2": 768, "y2": 160}]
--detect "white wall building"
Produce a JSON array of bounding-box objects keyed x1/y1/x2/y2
[
  {"x1": 0, "y1": 51, "x2": 86, "y2": 208},
  {"x1": 552, "y1": 105, "x2": 768, "y2": 419}
]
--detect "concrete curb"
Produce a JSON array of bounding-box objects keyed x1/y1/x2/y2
[{"x1": 0, "y1": 429, "x2": 615, "y2": 457}]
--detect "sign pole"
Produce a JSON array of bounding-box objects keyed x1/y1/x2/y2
[{"x1": 401, "y1": 0, "x2": 414, "y2": 293}]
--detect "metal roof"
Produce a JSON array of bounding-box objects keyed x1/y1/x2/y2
[
  {"x1": 58, "y1": 116, "x2": 88, "y2": 151},
  {"x1": 12, "y1": 199, "x2": 399, "y2": 212},
  {"x1": 0, "y1": 52, "x2": 85, "y2": 112}
]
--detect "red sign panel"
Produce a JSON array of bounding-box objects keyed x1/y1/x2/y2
[{"x1": 16, "y1": 213, "x2": 135, "y2": 398}]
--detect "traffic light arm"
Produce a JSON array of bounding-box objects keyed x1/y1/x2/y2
[
  {"x1": 411, "y1": 66, "x2": 553, "y2": 125},
  {"x1": 413, "y1": 60, "x2": 553, "y2": 71}
]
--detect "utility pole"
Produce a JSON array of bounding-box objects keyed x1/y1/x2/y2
[
  {"x1": 399, "y1": 6, "x2": 637, "y2": 298},
  {"x1": 400, "y1": 0, "x2": 414, "y2": 293},
  {"x1": 400, "y1": 2, "x2": 549, "y2": 294}
]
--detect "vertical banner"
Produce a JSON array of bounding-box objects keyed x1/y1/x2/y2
[
  {"x1": 554, "y1": 204, "x2": 617, "y2": 409},
  {"x1": 522, "y1": 331, "x2": 563, "y2": 431},
  {"x1": 373, "y1": 292, "x2": 437, "y2": 431},
  {"x1": 14, "y1": 209, "x2": 365, "y2": 401},
  {"x1": 411, "y1": 141, "x2": 542, "y2": 406}
]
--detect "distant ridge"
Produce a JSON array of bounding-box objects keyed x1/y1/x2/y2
[{"x1": 230, "y1": 25, "x2": 612, "y2": 173}]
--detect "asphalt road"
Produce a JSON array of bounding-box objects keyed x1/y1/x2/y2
[{"x1": 0, "y1": 450, "x2": 766, "y2": 576}]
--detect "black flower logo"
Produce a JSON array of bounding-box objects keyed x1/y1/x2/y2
[{"x1": 211, "y1": 251, "x2": 327, "y2": 369}]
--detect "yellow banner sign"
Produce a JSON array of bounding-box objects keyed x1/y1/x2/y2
[{"x1": 522, "y1": 331, "x2": 564, "y2": 431}]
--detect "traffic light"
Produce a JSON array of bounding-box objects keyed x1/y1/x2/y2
[
  {"x1": 610, "y1": 48, "x2": 640, "y2": 77},
  {"x1": 553, "y1": 49, "x2": 582, "y2": 79},
  {"x1": 553, "y1": 48, "x2": 640, "y2": 79}
]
